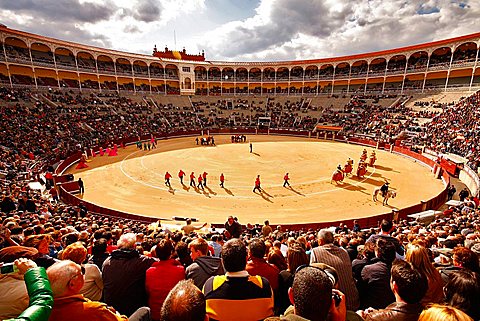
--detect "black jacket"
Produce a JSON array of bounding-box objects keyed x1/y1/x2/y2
[{"x1": 102, "y1": 249, "x2": 156, "y2": 316}]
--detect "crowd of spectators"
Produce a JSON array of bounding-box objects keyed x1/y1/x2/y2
[{"x1": 1, "y1": 86, "x2": 480, "y2": 320}]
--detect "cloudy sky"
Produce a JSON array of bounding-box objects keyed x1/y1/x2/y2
[{"x1": 0, "y1": 0, "x2": 478, "y2": 62}]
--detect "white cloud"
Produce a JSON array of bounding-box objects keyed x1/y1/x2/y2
[
  {"x1": 0, "y1": 0, "x2": 478, "y2": 61},
  {"x1": 197, "y1": 0, "x2": 480, "y2": 61}
]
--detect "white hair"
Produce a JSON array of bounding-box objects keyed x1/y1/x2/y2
[
  {"x1": 46, "y1": 260, "x2": 80, "y2": 297},
  {"x1": 117, "y1": 233, "x2": 136, "y2": 249}
]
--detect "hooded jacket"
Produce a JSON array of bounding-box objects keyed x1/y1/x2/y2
[{"x1": 186, "y1": 255, "x2": 224, "y2": 289}]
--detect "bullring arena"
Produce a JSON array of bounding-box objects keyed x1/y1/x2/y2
[{"x1": 68, "y1": 135, "x2": 444, "y2": 225}]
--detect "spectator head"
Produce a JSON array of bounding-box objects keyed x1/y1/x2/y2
[
  {"x1": 155, "y1": 239, "x2": 174, "y2": 261},
  {"x1": 248, "y1": 238, "x2": 266, "y2": 259},
  {"x1": 47, "y1": 260, "x2": 85, "y2": 298},
  {"x1": 405, "y1": 243, "x2": 438, "y2": 279},
  {"x1": 418, "y1": 304, "x2": 473, "y2": 321},
  {"x1": 23, "y1": 234, "x2": 52, "y2": 255},
  {"x1": 221, "y1": 239, "x2": 247, "y2": 273},
  {"x1": 390, "y1": 260, "x2": 427, "y2": 304},
  {"x1": 289, "y1": 266, "x2": 333, "y2": 321},
  {"x1": 376, "y1": 238, "x2": 396, "y2": 264},
  {"x1": 452, "y1": 247, "x2": 479, "y2": 272},
  {"x1": 91, "y1": 238, "x2": 108, "y2": 256},
  {"x1": 264, "y1": 220, "x2": 269, "y2": 226},
  {"x1": 317, "y1": 229, "x2": 334, "y2": 245},
  {"x1": 380, "y1": 219, "x2": 394, "y2": 233},
  {"x1": 227, "y1": 216, "x2": 234, "y2": 225},
  {"x1": 62, "y1": 242, "x2": 87, "y2": 264},
  {"x1": 186, "y1": 219, "x2": 192, "y2": 225},
  {"x1": 117, "y1": 233, "x2": 136, "y2": 250},
  {"x1": 444, "y1": 270, "x2": 480, "y2": 320},
  {"x1": 287, "y1": 242, "x2": 309, "y2": 273},
  {"x1": 189, "y1": 238, "x2": 208, "y2": 260},
  {"x1": 160, "y1": 280, "x2": 206, "y2": 321}
]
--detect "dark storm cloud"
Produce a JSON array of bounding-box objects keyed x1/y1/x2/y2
[
  {"x1": 0, "y1": 0, "x2": 117, "y2": 23},
  {"x1": 133, "y1": 0, "x2": 162, "y2": 23}
]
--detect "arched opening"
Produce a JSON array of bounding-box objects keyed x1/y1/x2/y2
[
  {"x1": 290, "y1": 66, "x2": 304, "y2": 80},
  {"x1": 222, "y1": 67, "x2": 234, "y2": 82},
  {"x1": 276, "y1": 67, "x2": 289, "y2": 81},
  {"x1": 249, "y1": 68, "x2": 261, "y2": 81},
  {"x1": 452, "y1": 42, "x2": 478, "y2": 66},
  {"x1": 319, "y1": 64, "x2": 334, "y2": 79},
  {"x1": 116, "y1": 58, "x2": 132, "y2": 76},
  {"x1": 150, "y1": 62, "x2": 164, "y2": 78},
  {"x1": 133, "y1": 60, "x2": 149, "y2": 77},
  {"x1": 4, "y1": 37, "x2": 30, "y2": 63},
  {"x1": 236, "y1": 68, "x2": 248, "y2": 82},
  {"x1": 351, "y1": 60, "x2": 368, "y2": 77},
  {"x1": 77, "y1": 52, "x2": 96, "y2": 73},
  {"x1": 97, "y1": 55, "x2": 115, "y2": 74},
  {"x1": 184, "y1": 77, "x2": 192, "y2": 90},
  {"x1": 305, "y1": 65, "x2": 318, "y2": 80},
  {"x1": 194, "y1": 66, "x2": 207, "y2": 80},
  {"x1": 263, "y1": 67, "x2": 275, "y2": 81},
  {"x1": 387, "y1": 55, "x2": 406, "y2": 74},
  {"x1": 335, "y1": 63, "x2": 350, "y2": 79},
  {"x1": 54, "y1": 48, "x2": 76, "y2": 70},
  {"x1": 429, "y1": 47, "x2": 452, "y2": 70},
  {"x1": 369, "y1": 58, "x2": 386, "y2": 76},
  {"x1": 407, "y1": 51, "x2": 428, "y2": 72},
  {"x1": 165, "y1": 64, "x2": 178, "y2": 79},
  {"x1": 208, "y1": 67, "x2": 221, "y2": 81},
  {"x1": 10, "y1": 65, "x2": 34, "y2": 85},
  {"x1": 30, "y1": 42, "x2": 54, "y2": 67}
]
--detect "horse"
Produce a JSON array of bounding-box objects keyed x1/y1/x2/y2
[
  {"x1": 357, "y1": 165, "x2": 367, "y2": 178},
  {"x1": 373, "y1": 188, "x2": 397, "y2": 206},
  {"x1": 331, "y1": 170, "x2": 345, "y2": 184},
  {"x1": 343, "y1": 163, "x2": 353, "y2": 176}
]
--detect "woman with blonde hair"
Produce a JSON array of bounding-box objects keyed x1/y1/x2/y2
[
  {"x1": 419, "y1": 304, "x2": 473, "y2": 321},
  {"x1": 62, "y1": 241, "x2": 103, "y2": 300},
  {"x1": 405, "y1": 243, "x2": 443, "y2": 304}
]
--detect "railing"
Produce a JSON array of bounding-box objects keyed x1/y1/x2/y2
[{"x1": 55, "y1": 132, "x2": 450, "y2": 228}]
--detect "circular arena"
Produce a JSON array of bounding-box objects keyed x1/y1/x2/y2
[{"x1": 67, "y1": 135, "x2": 445, "y2": 226}]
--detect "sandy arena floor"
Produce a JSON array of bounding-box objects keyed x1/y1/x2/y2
[{"x1": 68, "y1": 135, "x2": 445, "y2": 225}]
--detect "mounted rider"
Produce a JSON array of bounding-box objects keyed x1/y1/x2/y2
[{"x1": 380, "y1": 181, "x2": 390, "y2": 197}]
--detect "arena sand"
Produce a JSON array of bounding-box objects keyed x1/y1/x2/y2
[{"x1": 69, "y1": 135, "x2": 444, "y2": 225}]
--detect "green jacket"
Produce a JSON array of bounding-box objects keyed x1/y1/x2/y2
[{"x1": 6, "y1": 267, "x2": 53, "y2": 321}]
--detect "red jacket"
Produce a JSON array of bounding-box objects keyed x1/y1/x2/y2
[
  {"x1": 145, "y1": 260, "x2": 185, "y2": 321},
  {"x1": 246, "y1": 257, "x2": 280, "y2": 291},
  {"x1": 165, "y1": 172, "x2": 172, "y2": 179},
  {"x1": 178, "y1": 170, "x2": 185, "y2": 178}
]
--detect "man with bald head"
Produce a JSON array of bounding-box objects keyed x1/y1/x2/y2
[
  {"x1": 160, "y1": 280, "x2": 207, "y2": 321},
  {"x1": 47, "y1": 260, "x2": 150, "y2": 321}
]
